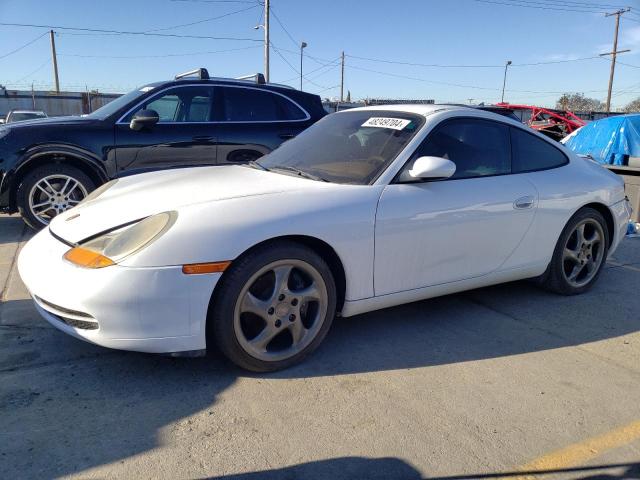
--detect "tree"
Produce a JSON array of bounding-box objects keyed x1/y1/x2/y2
[
  {"x1": 556, "y1": 93, "x2": 605, "y2": 112},
  {"x1": 622, "y1": 97, "x2": 640, "y2": 113}
]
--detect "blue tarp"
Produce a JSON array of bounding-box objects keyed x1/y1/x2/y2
[{"x1": 564, "y1": 114, "x2": 640, "y2": 166}]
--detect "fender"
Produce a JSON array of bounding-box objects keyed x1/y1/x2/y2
[{"x1": 1, "y1": 143, "x2": 109, "y2": 212}]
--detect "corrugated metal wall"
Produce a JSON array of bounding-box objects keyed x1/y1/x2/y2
[{"x1": 0, "y1": 88, "x2": 121, "y2": 117}]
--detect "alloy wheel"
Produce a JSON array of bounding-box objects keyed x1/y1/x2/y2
[
  {"x1": 233, "y1": 259, "x2": 328, "y2": 362},
  {"x1": 562, "y1": 218, "x2": 605, "y2": 288},
  {"x1": 28, "y1": 174, "x2": 88, "y2": 226}
]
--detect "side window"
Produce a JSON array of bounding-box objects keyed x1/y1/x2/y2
[
  {"x1": 511, "y1": 127, "x2": 568, "y2": 173},
  {"x1": 221, "y1": 87, "x2": 281, "y2": 121},
  {"x1": 411, "y1": 118, "x2": 511, "y2": 179},
  {"x1": 276, "y1": 95, "x2": 307, "y2": 120},
  {"x1": 127, "y1": 86, "x2": 214, "y2": 123}
]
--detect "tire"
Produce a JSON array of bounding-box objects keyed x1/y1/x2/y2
[
  {"x1": 17, "y1": 164, "x2": 96, "y2": 230},
  {"x1": 541, "y1": 207, "x2": 609, "y2": 295},
  {"x1": 209, "y1": 241, "x2": 337, "y2": 372}
]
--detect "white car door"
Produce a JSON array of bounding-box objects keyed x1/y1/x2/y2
[{"x1": 374, "y1": 117, "x2": 538, "y2": 296}]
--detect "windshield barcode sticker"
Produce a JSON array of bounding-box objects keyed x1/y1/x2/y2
[{"x1": 361, "y1": 117, "x2": 411, "y2": 130}]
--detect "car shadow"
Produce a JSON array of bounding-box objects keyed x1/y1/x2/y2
[
  {"x1": 1, "y1": 257, "x2": 639, "y2": 478},
  {"x1": 205, "y1": 459, "x2": 640, "y2": 480}
]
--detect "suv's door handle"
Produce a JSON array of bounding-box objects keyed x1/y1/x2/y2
[
  {"x1": 278, "y1": 133, "x2": 296, "y2": 139},
  {"x1": 514, "y1": 195, "x2": 535, "y2": 209},
  {"x1": 192, "y1": 135, "x2": 214, "y2": 142}
]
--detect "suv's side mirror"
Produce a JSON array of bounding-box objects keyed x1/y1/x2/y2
[
  {"x1": 130, "y1": 109, "x2": 159, "y2": 131},
  {"x1": 408, "y1": 156, "x2": 456, "y2": 180}
]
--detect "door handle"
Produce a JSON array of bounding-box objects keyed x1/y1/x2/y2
[
  {"x1": 514, "y1": 195, "x2": 535, "y2": 209},
  {"x1": 192, "y1": 135, "x2": 214, "y2": 142},
  {"x1": 278, "y1": 133, "x2": 296, "y2": 140}
]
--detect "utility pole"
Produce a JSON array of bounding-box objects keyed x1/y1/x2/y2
[
  {"x1": 49, "y1": 30, "x2": 60, "y2": 93},
  {"x1": 340, "y1": 51, "x2": 345, "y2": 102},
  {"x1": 264, "y1": 0, "x2": 270, "y2": 82},
  {"x1": 501, "y1": 60, "x2": 511, "y2": 103},
  {"x1": 601, "y1": 8, "x2": 631, "y2": 112}
]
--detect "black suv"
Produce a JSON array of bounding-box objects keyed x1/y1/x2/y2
[{"x1": 0, "y1": 68, "x2": 326, "y2": 228}]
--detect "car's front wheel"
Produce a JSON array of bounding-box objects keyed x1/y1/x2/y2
[
  {"x1": 17, "y1": 164, "x2": 95, "y2": 230},
  {"x1": 542, "y1": 207, "x2": 609, "y2": 295},
  {"x1": 209, "y1": 241, "x2": 337, "y2": 372}
]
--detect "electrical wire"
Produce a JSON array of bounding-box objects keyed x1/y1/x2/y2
[
  {"x1": 269, "y1": 6, "x2": 300, "y2": 48},
  {"x1": 145, "y1": 4, "x2": 259, "y2": 32},
  {"x1": 0, "y1": 31, "x2": 48, "y2": 60},
  {"x1": 0, "y1": 22, "x2": 262, "y2": 42},
  {"x1": 345, "y1": 53, "x2": 603, "y2": 68},
  {"x1": 58, "y1": 45, "x2": 260, "y2": 59},
  {"x1": 11, "y1": 58, "x2": 51, "y2": 85}
]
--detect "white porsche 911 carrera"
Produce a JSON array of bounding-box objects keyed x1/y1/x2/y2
[{"x1": 19, "y1": 104, "x2": 632, "y2": 371}]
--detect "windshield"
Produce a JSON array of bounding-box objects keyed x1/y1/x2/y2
[
  {"x1": 86, "y1": 85, "x2": 156, "y2": 120},
  {"x1": 259, "y1": 110, "x2": 424, "y2": 185}
]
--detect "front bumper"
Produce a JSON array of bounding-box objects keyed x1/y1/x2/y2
[{"x1": 18, "y1": 228, "x2": 221, "y2": 353}]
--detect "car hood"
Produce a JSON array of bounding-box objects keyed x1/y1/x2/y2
[
  {"x1": 4, "y1": 115, "x2": 101, "y2": 129},
  {"x1": 50, "y1": 165, "x2": 329, "y2": 243}
]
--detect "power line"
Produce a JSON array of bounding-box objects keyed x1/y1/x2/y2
[
  {"x1": 0, "y1": 31, "x2": 48, "y2": 60},
  {"x1": 470, "y1": 0, "x2": 611, "y2": 13},
  {"x1": 0, "y1": 22, "x2": 263, "y2": 42},
  {"x1": 269, "y1": 6, "x2": 299, "y2": 48},
  {"x1": 345, "y1": 53, "x2": 603, "y2": 68},
  {"x1": 12, "y1": 58, "x2": 51, "y2": 84},
  {"x1": 58, "y1": 45, "x2": 260, "y2": 59},
  {"x1": 269, "y1": 42, "x2": 331, "y2": 90},
  {"x1": 145, "y1": 4, "x2": 259, "y2": 32}
]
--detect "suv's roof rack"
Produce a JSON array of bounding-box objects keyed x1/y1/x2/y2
[
  {"x1": 175, "y1": 68, "x2": 210, "y2": 80},
  {"x1": 235, "y1": 73, "x2": 266, "y2": 84}
]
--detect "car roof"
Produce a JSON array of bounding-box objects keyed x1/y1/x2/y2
[{"x1": 343, "y1": 103, "x2": 526, "y2": 127}]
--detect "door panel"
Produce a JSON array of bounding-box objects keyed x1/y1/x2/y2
[
  {"x1": 374, "y1": 176, "x2": 537, "y2": 296},
  {"x1": 114, "y1": 85, "x2": 218, "y2": 173}
]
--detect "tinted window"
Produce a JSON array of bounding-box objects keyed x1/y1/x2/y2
[
  {"x1": 259, "y1": 111, "x2": 423, "y2": 184},
  {"x1": 511, "y1": 127, "x2": 568, "y2": 172},
  {"x1": 277, "y1": 95, "x2": 307, "y2": 120},
  {"x1": 222, "y1": 87, "x2": 282, "y2": 121},
  {"x1": 126, "y1": 86, "x2": 214, "y2": 123},
  {"x1": 411, "y1": 118, "x2": 511, "y2": 179}
]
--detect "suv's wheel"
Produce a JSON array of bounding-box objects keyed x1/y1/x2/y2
[
  {"x1": 210, "y1": 241, "x2": 337, "y2": 372},
  {"x1": 541, "y1": 207, "x2": 609, "y2": 295},
  {"x1": 17, "y1": 164, "x2": 96, "y2": 230}
]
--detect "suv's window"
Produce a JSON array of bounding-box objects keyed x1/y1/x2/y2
[
  {"x1": 410, "y1": 118, "x2": 511, "y2": 179},
  {"x1": 221, "y1": 87, "x2": 304, "y2": 121},
  {"x1": 126, "y1": 86, "x2": 214, "y2": 123},
  {"x1": 511, "y1": 127, "x2": 568, "y2": 172}
]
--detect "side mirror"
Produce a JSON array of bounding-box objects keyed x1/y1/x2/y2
[
  {"x1": 408, "y1": 156, "x2": 456, "y2": 180},
  {"x1": 130, "y1": 109, "x2": 159, "y2": 131}
]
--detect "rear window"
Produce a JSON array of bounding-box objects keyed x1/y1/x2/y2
[{"x1": 511, "y1": 127, "x2": 568, "y2": 173}]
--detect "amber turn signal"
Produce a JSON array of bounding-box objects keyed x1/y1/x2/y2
[
  {"x1": 182, "y1": 261, "x2": 231, "y2": 275},
  {"x1": 64, "y1": 247, "x2": 115, "y2": 269}
]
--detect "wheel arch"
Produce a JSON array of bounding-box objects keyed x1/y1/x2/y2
[
  {"x1": 213, "y1": 234, "x2": 347, "y2": 314},
  {"x1": 9, "y1": 148, "x2": 108, "y2": 210},
  {"x1": 581, "y1": 202, "x2": 615, "y2": 245}
]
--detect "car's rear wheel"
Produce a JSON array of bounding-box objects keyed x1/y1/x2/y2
[
  {"x1": 17, "y1": 164, "x2": 95, "y2": 230},
  {"x1": 541, "y1": 207, "x2": 609, "y2": 295},
  {"x1": 209, "y1": 241, "x2": 337, "y2": 372}
]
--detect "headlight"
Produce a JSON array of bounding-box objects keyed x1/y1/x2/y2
[
  {"x1": 63, "y1": 211, "x2": 177, "y2": 268},
  {"x1": 79, "y1": 179, "x2": 119, "y2": 205}
]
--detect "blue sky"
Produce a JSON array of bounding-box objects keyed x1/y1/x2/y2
[{"x1": 1, "y1": 0, "x2": 640, "y2": 109}]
